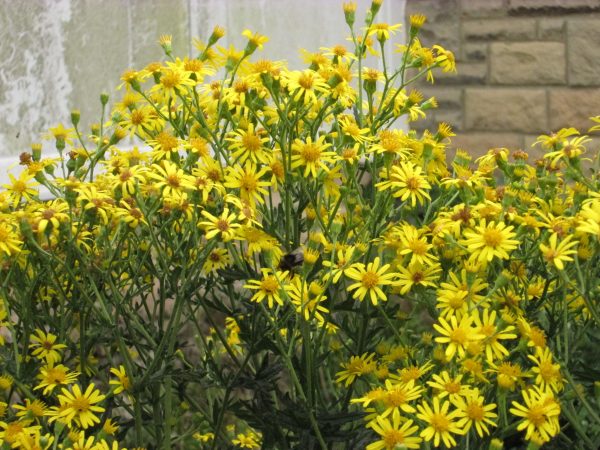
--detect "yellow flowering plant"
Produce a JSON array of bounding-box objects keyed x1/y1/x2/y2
[{"x1": 1, "y1": 1, "x2": 600, "y2": 449}]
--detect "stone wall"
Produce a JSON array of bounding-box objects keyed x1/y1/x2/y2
[{"x1": 405, "y1": 0, "x2": 600, "y2": 156}]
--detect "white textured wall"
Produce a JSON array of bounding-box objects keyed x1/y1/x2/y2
[{"x1": 0, "y1": 0, "x2": 405, "y2": 177}]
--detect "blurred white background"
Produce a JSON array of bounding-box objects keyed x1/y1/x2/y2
[{"x1": 0, "y1": 0, "x2": 405, "y2": 180}]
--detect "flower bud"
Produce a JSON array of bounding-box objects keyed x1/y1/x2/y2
[
  {"x1": 31, "y1": 143, "x2": 42, "y2": 161},
  {"x1": 343, "y1": 2, "x2": 357, "y2": 27},
  {"x1": 208, "y1": 26, "x2": 225, "y2": 46},
  {"x1": 71, "y1": 109, "x2": 80, "y2": 127},
  {"x1": 100, "y1": 92, "x2": 109, "y2": 106}
]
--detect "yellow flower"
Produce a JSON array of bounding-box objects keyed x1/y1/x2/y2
[
  {"x1": 528, "y1": 347, "x2": 563, "y2": 393},
  {"x1": 223, "y1": 162, "x2": 271, "y2": 208},
  {"x1": 577, "y1": 200, "x2": 600, "y2": 237},
  {"x1": 366, "y1": 415, "x2": 422, "y2": 450},
  {"x1": 199, "y1": 208, "x2": 241, "y2": 242},
  {"x1": 394, "y1": 261, "x2": 441, "y2": 295},
  {"x1": 376, "y1": 161, "x2": 432, "y2": 207},
  {"x1": 397, "y1": 224, "x2": 437, "y2": 266},
  {"x1": 478, "y1": 312, "x2": 516, "y2": 360},
  {"x1": 288, "y1": 276, "x2": 329, "y2": 324},
  {"x1": 147, "y1": 131, "x2": 182, "y2": 161},
  {"x1": 232, "y1": 430, "x2": 261, "y2": 449},
  {"x1": 52, "y1": 383, "x2": 106, "y2": 429},
  {"x1": 427, "y1": 371, "x2": 469, "y2": 402},
  {"x1": 13, "y1": 399, "x2": 47, "y2": 420},
  {"x1": 461, "y1": 220, "x2": 519, "y2": 264},
  {"x1": 149, "y1": 160, "x2": 196, "y2": 198},
  {"x1": 336, "y1": 353, "x2": 376, "y2": 386},
  {"x1": 244, "y1": 268, "x2": 288, "y2": 308},
  {"x1": 242, "y1": 29, "x2": 269, "y2": 54},
  {"x1": 109, "y1": 365, "x2": 131, "y2": 395},
  {"x1": 376, "y1": 378, "x2": 424, "y2": 418},
  {"x1": 29, "y1": 329, "x2": 67, "y2": 365},
  {"x1": 509, "y1": 386, "x2": 561, "y2": 443},
  {"x1": 487, "y1": 361, "x2": 524, "y2": 391},
  {"x1": 433, "y1": 314, "x2": 484, "y2": 360},
  {"x1": 291, "y1": 135, "x2": 335, "y2": 178},
  {"x1": 283, "y1": 69, "x2": 329, "y2": 105},
  {"x1": 202, "y1": 248, "x2": 232, "y2": 274},
  {"x1": 0, "y1": 221, "x2": 23, "y2": 256},
  {"x1": 539, "y1": 233, "x2": 577, "y2": 270},
  {"x1": 367, "y1": 23, "x2": 402, "y2": 42},
  {"x1": 2, "y1": 171, "x2": 39, "y2": 207},
  {"x1": 226, "y1": 123, "x2": 271, "y2": 165},
  {"x1": 322, "y1": 245, "x2": 356, "y2": 283},
  {"x1": 416, "y1": 396, "x2": 464, "y2": 448},
  {"x1": 33, "y1": 199, "x2": 70, "y2": 234},
  {"x1": 345, "y1": 257, "x2": 398, "y2": 305},
  {"x1": 149, "y1": 61, "x2": 195, "y2": 99},
  {"x1": 34, "y1": 364, "x2": 80, "y2": 395},
  {"x1": 452, "y1": 389, "x2": 497, "y2": 438}
]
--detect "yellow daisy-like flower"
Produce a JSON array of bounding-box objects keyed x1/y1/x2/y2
[
  {"x1": 345, "y1": 257, "x2": 398, "y2": 305},
  {"x1": 427, "y1": 371, "x2": 470, "y2": 402},
  {"x1": 472, "y1": 309, "x2": 517, "y2": 362},
  {"x1": 528, "y1": 347, "x2": 563, "y2": 393},
  {"x1": 433, "y1": 314, "x2": 484, "y2": 360},
  {"x1": 34, "y1": 364, "x2": 80, "y2": 395},
  {"x1": 416, "y1": 396, "x2": 464, "y2": 448},
  {"x1": 232, "y1": 430, "x2": 261, "y2": 449},
  {"x1": 288, "y1": 278, "x2": 329, "y2": 325},
  {"x1": 577, "y1": 200, "x2": 600, "y2": 238},
  {"x1": 109, "y1": 365, "x2": 131, "y2": 395},
  {"x1": 452, "y1": 388, "x2": 497, "y2": 438},
  {"x1": 2, "y1": 171, "x2": 39, "y2": 207},
  {"x1": 149, "y1": 62, "x2": 195, "y2": 100},
  {"x1": 366, "y1": 415, "x2": 422, "y2": 450},
  {"x1": 0, "y1": 221, "x2": 23, "y2": 256},
  {"x1": 509, "y1": 386, "x2": 561, "y2": 443},
  {"x1": 244, "y1": 268, "x2": 289, "y2": 309},
  {"x1": 226, "y1": 123, "x2": 271, "y2": 165},
  {"x1": 394, "y1": 261, "x2": 441, "y2": 295},
  {"x1": 29, "y1": 329, "x2": 67, "y2": 365},
  {"x1": 322, "y1": 245, "x2": 356, "y2": 283},
  {"x1": 367, "y1": 22, "x2": 402, "y2": 42},
  {"x1": 461, "y1": 220, "x2": 519, "y2": 264},
  {"x1": 223, "y1": 162, "x2": 271, "y2": 208},
  {"x1": 336, "y1": 353, "x2": 376, "y2": 386},
  {"x1": 52, "y1": 383, "x2": 106, "y2": 429},
  {"x1": 291, "y1": 135, "x2": 335, "y2": 178},
  {"x1": 149, "y1": 160, "x2": 196, "y2": 198},
  {"x1": 539, "y1": 233, "x2": 577, "y2": 270},
  {"x1": 283, "y1": 69, "x2": 329, "y2": 105},
  {"x1": 12, "y1": 399, "x2": 48, "y2": 420},
  {"x1": 202, "y1": 247, "x2": 232, "y2": 274},
  {"x1": 198, "y1": 208, "x2": 241, "y2": 242},
  {"x1": 376, "y1": 161, "x2": 432, "y2": 207}
]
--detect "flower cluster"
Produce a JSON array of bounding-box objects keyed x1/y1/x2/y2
[{"x1": 1, "y1": 1, "x2": 599, "y2": 449}]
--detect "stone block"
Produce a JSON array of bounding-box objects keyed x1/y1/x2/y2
[
  {"x1": 406, "y1": 0, "x2": 461, "y2": 51},
  {"x1": 465, "y1": 88, "x2": 547, "y2": 133},
  {"x1": 461, "y1": 0, "x2": 508, "y2": 18},
  {"x1": 420, "y1": 87, "x2": 463, "y2": 109},
  {"x1": 549, "y1": 88, "x2": 600, "y2": 130},
  {"x1": 567, "y1": 19, "x2": 600, "y2": 86},
  {"x1": 434, "y1": 62, "x2": 487, "y2": 85},
  {"x1": 463, "y1": 43, "x2": 488, "y2": 61},
  {"x1": 434, "y1": 110, "x2": 464, "y2": 131},
  {"x1": 450, "y1": 133, "x2": 525, "y2": 157},
  {"x1": 463, "y1": 18, "x2": 536, "y2": 41},
  {"x1": 538, "y1": 18, "x2": 565, "y2": 40},
  {"x1": 490, "y1": 42, "x2": 566, "y2": 85},
  {"x1": 508, "y1": 0, "x2": 600, "y2": 14}
]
